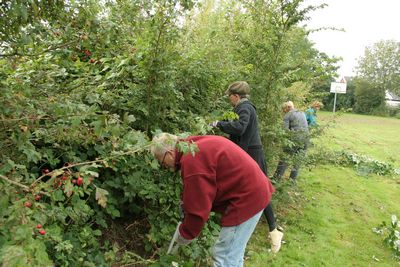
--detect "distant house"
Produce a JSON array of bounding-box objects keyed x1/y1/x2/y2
[{"x1": 385, "y1": 91, "x2": 400, "y2": 108}]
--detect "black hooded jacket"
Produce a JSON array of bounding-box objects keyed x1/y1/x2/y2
[{"x1": 217, "y1": 100, "x2": 268, "y2": 174}]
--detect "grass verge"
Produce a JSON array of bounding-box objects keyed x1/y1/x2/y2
[
  {"x1": 246, "y1": 167, "x2": 400, "y2": 266},
  {"x1": 246, "y1": 112, "x2": 400, "y2": 266},
  {"x1": 316, "y1": 112, "x2": 400, "y2": 166}
]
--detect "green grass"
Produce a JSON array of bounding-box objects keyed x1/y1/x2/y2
[
  {"x1": 246, "y1": 112, "x2": 400, "y2": 266},
  {"x1": 316, "y1": 111, "x2": 400, "y2": 166}
]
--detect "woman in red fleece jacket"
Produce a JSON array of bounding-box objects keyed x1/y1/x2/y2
[{"x1": 151, "y1": 133, "x2": 276, "y2": 266}]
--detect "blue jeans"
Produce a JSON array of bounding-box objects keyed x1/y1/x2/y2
[{"x1": 212, "y1": 210, "x2": 263, "y2": 267}]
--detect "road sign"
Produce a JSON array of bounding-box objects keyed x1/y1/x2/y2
[
  {"x1": 331, "y1": 77, "x2": 347, "y2": 113},
  {"x1": 330, "y1": 82, "x2": 347, "y2": 94}
]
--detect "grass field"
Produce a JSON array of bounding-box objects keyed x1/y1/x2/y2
[
  {"x1": 316, "y1": 111, "x2": 400, "y2": 166},
  {"x1": 246, "y1": 112, "x2": 400, "y2": 266}
]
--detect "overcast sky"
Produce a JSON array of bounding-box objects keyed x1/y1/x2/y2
[{"x1": 302, "y1": 0, "x2": 400, "y2": 78}]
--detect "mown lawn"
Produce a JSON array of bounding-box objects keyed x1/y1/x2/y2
[
  {"x1": 316, "y1": 111, "x2": 400, "y2": 166},
  {"x1": 246, "y1": 112, "x2": 400, "y2": 266}
]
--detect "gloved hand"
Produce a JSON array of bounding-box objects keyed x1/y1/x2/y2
[
  {"x1": 176, "y1": 229, "x2": 192, "y2": 245},
  {"x1": 210, "y1": 120, "x2": 219, "y2": 128}
]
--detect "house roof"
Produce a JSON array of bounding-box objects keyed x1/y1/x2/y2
[{"x1": 385, "y1": 91, "x2": 400, "y2": 101}]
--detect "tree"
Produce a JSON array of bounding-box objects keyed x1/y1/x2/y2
[
  {"x1": 353, "y1": 78, "x2": 386, "y2": 114},
  {"x1": 194, "y1": 0, "x2": 339, "y2": 162},
  {"x1": 355, "y1": 40, "x2": 400, "y2": 95}
]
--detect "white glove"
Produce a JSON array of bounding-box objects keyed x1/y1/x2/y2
[
  {"x1": 167, "y1": 222, "x2": 193, "y2": 254},
  {"x1": 210, "y1": 120, "x2": 219, "y2": 127},
  {"x1": 176, "y1": 229, "x2": 193, "y2": 245}
]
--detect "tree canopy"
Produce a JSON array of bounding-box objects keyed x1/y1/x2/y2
[{"x1": 355, "y1": 39, "x2": 400, "y2": 95}]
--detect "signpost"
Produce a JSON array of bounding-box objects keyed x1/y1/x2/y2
[{"x1": 330, "y1": 77, "x2": 347, "y2": 113}]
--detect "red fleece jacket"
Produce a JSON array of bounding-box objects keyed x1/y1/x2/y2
[{"x1": 177, "y1": 135, "x2": 275, "y2": 240}]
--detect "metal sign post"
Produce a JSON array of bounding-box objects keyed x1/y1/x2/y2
[
  {"x1": 330, "y1": 77, "x2": 347, "y2": 113},
  {"x1": 333, "y1": 92, "x2": 338, "y2": 113}
]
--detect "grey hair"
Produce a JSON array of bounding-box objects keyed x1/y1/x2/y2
[
  {"x1": 282, "y1": 101, "x2": 294, "y2": 111},
  {"x1": 150, "y1": 133, "x2": 179, "y2": 157}
]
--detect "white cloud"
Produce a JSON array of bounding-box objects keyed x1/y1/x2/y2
[{"x1": 303, "y1": 0, "x2": 400, "y2": 77}]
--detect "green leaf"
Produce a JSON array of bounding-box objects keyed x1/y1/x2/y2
[
  {"x1": 22, "y1": 147, "x2": 41, "y2": 163},
  {"x1": 64, "y1": 181, "x2": 74, "y2": 198},
  {"x1": 93, "y1": 229, "x2": 102, "y2": 236},
  {"x1": 95, "y1": 187, "x2": 109, "y2": 208},
  {"x1": 150, "y1": 159, "x2": 159, "y2": 169},
  {"x1": 15, "y1": 225, "x2": 32, "y2": 241},
  {"x1": 52, "y1": 189, "x2": 66, "y2": 202}
]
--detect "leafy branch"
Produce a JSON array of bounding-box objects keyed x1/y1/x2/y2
[
  {"x1": 0, "y1": 39, "x2": 79, "y2": 58},
  {"x1": 30, "y1": 144, "x2": 151, "y2": 187},
  {"x1": 0, "y1": 174, "x2": 30, "y2": 191},
  {"x1": 0, "y1": 174, "x2": 50, "y2": 196}
]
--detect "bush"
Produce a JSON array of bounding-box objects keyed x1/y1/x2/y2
[
  {"x1": 387, "y1": 107, "x2": 400, "y2": 118},
  {"x1": 353, "y1": 79, "x2": 386, "y2": 114}
]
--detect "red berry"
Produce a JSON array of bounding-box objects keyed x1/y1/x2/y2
[
  {"x1": 39, "y1": 229, "x2": 46, "y2": 235},
  {"x1": 77, "y1": 177, "x2": 83, "y2": 186},
  {"x1": 61, "y1": 175, "x2": 68, "y2": 181},
  {"x1": 89, "y1": 58, "x2": 95, "y2": 63},
  {"x1": 72, "y1": 179, "x2": 77, "y2": 184},
  {"x1": 84, "y1": 50, "x2": 91, "y2": 56},
  {"x1": 35, "y1": 195, "x2": 41, "y2": 201},
  {"x1": 36, "y1": 224, "x2": 42, "y2": 229},
  {"x1": 24, "y1": 201, "x2": 32, "y2": 208},
  {"x1": 42, "y1": 169, "x2": 50, "y2": 174}
]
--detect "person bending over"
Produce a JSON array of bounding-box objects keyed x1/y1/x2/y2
[{"x1": 151, "y1": 133, "x2": 280, "y2": 266}]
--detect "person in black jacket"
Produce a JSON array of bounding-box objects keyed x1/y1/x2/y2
[{"x1": 211, "y1": 81, "x2": 283, "y2": 253}]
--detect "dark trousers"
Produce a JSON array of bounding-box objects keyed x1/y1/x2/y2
[
  {"x1": 247, "y1": 147, "x2": 269, "y2": 176},
  {"x1": 274, "y1": 145, "x2": 307, "y2": 181},
  {"x1": 263, "y1": 203, "x2": 276, "y2": 231},
  {"x1": 274, "y1": 159, "x2": 300, "y2": 180},
  {"x1": 246, "y1": 148, "x2": 276, "y2": 231}
]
